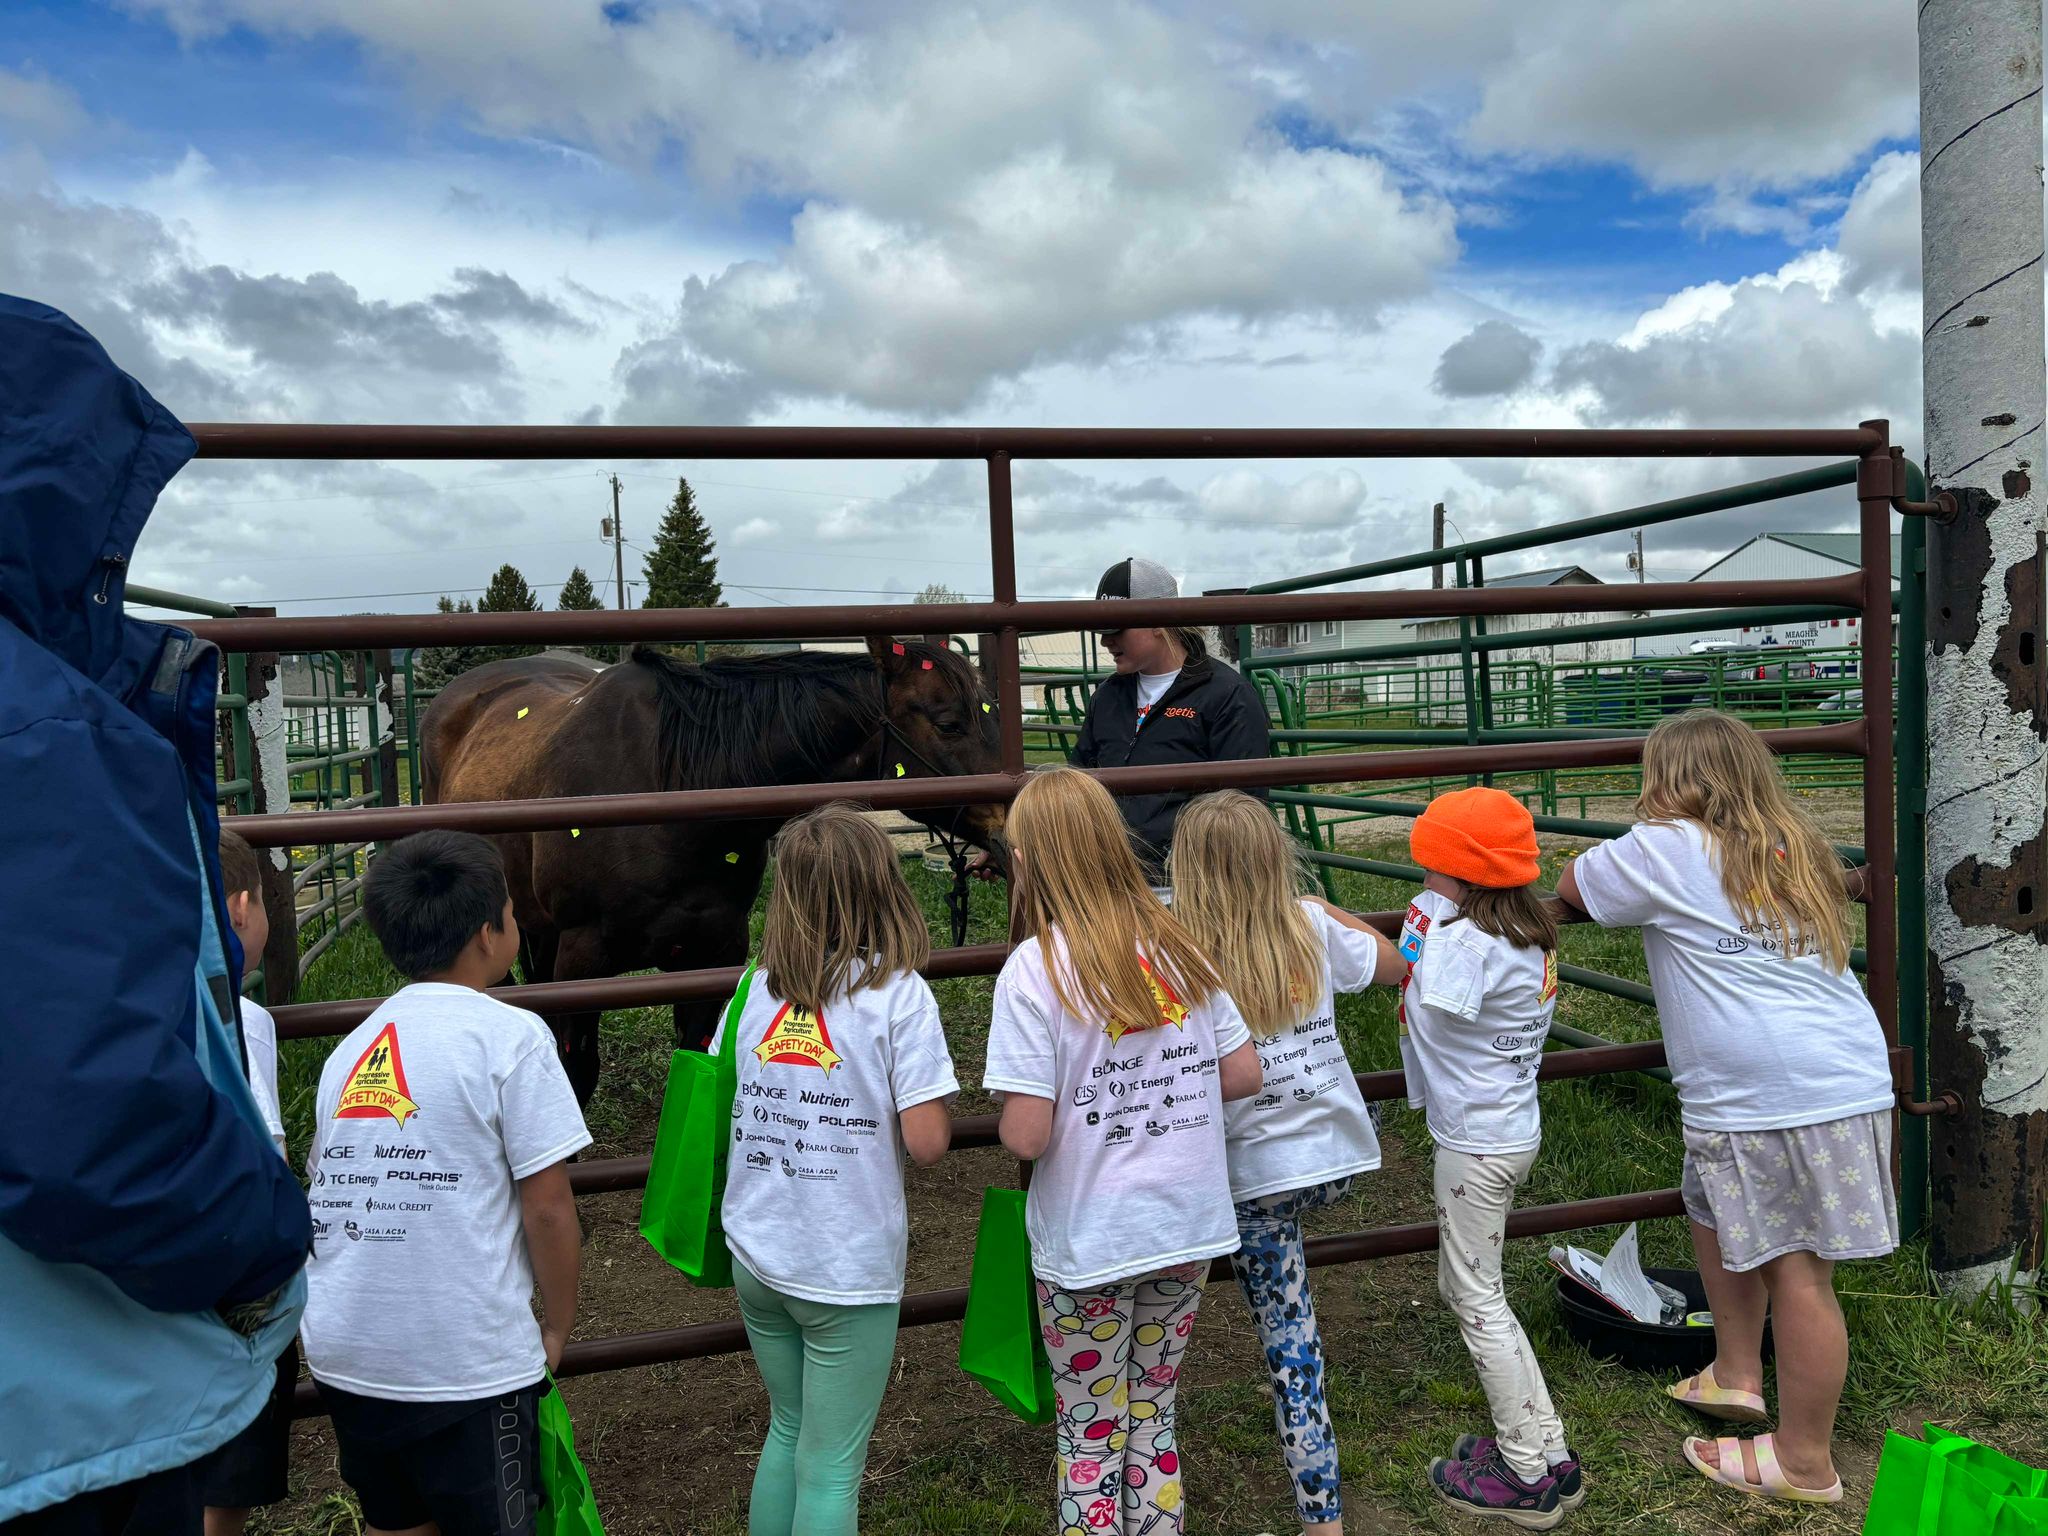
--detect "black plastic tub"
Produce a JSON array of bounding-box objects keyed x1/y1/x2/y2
[{"x1": 1555, "y1": 1266, "x2": 1773, "y2": 1375}]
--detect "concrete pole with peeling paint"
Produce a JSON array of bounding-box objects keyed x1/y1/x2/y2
[{"x1": 1920, "y1": 0, "x2": 2047, "y2": 1295}]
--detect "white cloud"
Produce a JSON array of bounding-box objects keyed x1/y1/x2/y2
[
  {"x1": 1552, "y1": 267, "x2": 1916, "y2": 431},
  {"x1": 1837, "y1": 150, "x2": 1922, "y2": 296},
  {"x1": 1195, "y1": 468, "x2": 1367, "y2": 530},
  {"x1": 128, "y1": 0, "x2": 1459, "y2": 418},
  {"x1": 1461, "y1": 0, "x2": 1914, "y2": 193},
  {"x1": 0, "y1": 66, "x2": 91, "y2": 146}
]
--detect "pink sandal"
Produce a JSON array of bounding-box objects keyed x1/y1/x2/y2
[
  {"x1": 1683, "y1": 1433, "x2": 1843, "y2": 1504},
  {"x1": 1664, "y1": 1363, "x2": 1768, "y2": 1424}
]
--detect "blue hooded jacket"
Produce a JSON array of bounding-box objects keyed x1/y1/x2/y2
[{"x1": 0, "y1": 295, "x2": 310, "y2": 1518}]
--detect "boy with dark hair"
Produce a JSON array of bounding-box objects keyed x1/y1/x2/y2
[
  {"x1": 200, "y1": 830, "x2": 293, "y2": 1536},
  {"x1": 302, "y1": 831, "x2": 587, "y2": 1536}
]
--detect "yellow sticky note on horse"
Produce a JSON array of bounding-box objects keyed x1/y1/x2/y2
[
  {"x1": 894, "y1": 763, "x2": 906, "y2": 777},
  {"x1": 516, "y1": 706, "x2": 530, "y2": 720}
]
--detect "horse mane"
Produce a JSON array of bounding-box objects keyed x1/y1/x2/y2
[{"x1": 626, "y1": 641, "x2": 979, "y2": 791}]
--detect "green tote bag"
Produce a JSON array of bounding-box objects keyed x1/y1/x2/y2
[
  {"x1": 1865, "y1": 1424, "x2": 2048, "y2": 1536},
  {"x1": 536, "y1": 1377, "x2": 605, "y2": 1536},
  {"x1": 638, "y1": 964, "x2": 756, "y2": 1287},
  {"x1": 957, "y1": 1186, "x2": 1056, "y2": 1423}
]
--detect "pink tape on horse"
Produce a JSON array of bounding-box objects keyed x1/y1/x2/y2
[
  {"x1": 921, "y1": 659, "x2": 933, "y2": 670},
  {"x1": 891, "y1": 643, "x2": 906, "y2": 655}
]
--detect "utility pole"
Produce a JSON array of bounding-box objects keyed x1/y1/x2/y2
[
  {"x1": 604, "y1": 474, "x2": 627, "y2": 610},
  {"x1": 1631, "y1": 528, "x2": 1645, "y2": 582},
  {"x1": 1431, "y1": 502, "x2": 1446, "y2": 590},
  {"x1": 1921, "y1": 0, "x2": 2047, "y2": 1295}
]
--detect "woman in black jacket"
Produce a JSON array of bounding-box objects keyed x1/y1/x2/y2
[{"x1": 1071, "y1": 557, "x2": 1271, "y2": 887}]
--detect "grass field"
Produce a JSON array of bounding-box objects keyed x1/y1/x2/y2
[{"x1": 259, "y1": 835, "x2": 2047, "y2": 1536}]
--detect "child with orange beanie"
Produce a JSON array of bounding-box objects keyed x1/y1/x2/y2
[{"x1": 1401, "y1": 787, "x2": 1578, "y2": 1530}]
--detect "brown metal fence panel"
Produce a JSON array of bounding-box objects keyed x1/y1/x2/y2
[{"x1": 181, "y1": 419, "x2": 1900, "y2": 1417}]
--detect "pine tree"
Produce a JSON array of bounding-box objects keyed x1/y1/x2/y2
[
  {"x1": 478, "y1": 563, "x2": 543, "y2": 664},
  {"x1": 642, "y1": 478, "x2": 724, "y2": 613},
  {"x1": 557, "y1": 564, "x2": 613, "y2": 663},
  {"x1": 413, "y1": 595, "x2": 492, "y2": 693},
  {"x1": 480, "y1": 563, "x2": 543, "y2": 614},
  {"x1": 558, "y1": 565, "x2": 600, "y2": 610}
]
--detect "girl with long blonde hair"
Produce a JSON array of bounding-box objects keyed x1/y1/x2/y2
[
  {"x1": 1560, "y1": 710, "x2": 1895, "y2": 1510},
  {"x1": 717, "y1": 802, "x2": 959, "y2": 1536},
  {"x1": 1170, "y1": 791, "x2": 1399, "y2": 1536},
  {"x1": 984, "y1": 768, "x2": 1261, "y2": 1536}
]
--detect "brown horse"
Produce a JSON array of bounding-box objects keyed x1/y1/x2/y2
[{"x1": 419, "y1": 637, "x2": 1006, "y2": 1104}]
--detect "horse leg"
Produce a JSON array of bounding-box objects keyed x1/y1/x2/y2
[
  {"x1": 548, "y1": 925, "x2": 607, "y2": 1110},
  {"x1": 672, "y1": 909, "x2": 751, "y2": 1053}
]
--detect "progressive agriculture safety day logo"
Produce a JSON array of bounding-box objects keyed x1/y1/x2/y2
[
  {"x1": 754, "y1": 1002, "x2": 843, "y2": 1074},
  {"x1": 333, "y1": 1023, "x2": 420, "y2": 1127},
  {"x1": 1102, "y1": 958, "x2": 1191, "y2": 1045}
]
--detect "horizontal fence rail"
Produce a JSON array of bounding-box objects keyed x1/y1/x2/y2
[
  {"x1": 223, "y1": 722, "x2": 1865, "y2": 848},
  {"x1": 187, "y1": 575, "x2": 1866, "y2": 653},
  {"x1": 288, "y1": 1181, "x2": 1688, "y2": 1417},
  {"x1": 187, "y1": 423, "x2": 1884, "y2": 462}
]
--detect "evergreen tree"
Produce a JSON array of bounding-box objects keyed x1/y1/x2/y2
[
  {"x1": 641, "y1": 478, "x2": 724, "y2": 613},
  {"x1": 557, "y1": 564, "x2": 613, "y2": 663},
  {"x1": 480, "y1": 562, "x2": 543, "y2": 614},
  {"x1": 914, "y1": 582, "x2": 965, "y2": 604},
  {"x1": 413, "y1": 595, "x2": 491, "y2": 693},
  {"x1": 478, "y1": 563, "x2": 543, "y2": 664},
  {"x1": 558, "y1": 565, "x2": 601, "y2": 611}
]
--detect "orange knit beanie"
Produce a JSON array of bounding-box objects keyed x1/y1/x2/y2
[{"x1": 1410, "y1": 786, "x2": 1540, "y2": 888}]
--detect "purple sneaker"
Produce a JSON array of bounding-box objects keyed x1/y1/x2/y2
[
  {"x1": 1429, "y1": 1446, "x2": 1565, "y2": 1529},
  {"x1": 1454, "y1": 1435, "x2": 1585, "y2": 1511}
]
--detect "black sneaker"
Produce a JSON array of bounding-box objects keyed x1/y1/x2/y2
[
  {"x1": 1455, "y1": 1434, "x2": 1585, "y2": 1511},
  {"x1": 1429, "y1": 1446, "x2": 1565, "y2": 1530}
]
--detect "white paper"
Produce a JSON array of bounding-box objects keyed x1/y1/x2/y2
[
  {"x1": 1594, "y1": 1224, "x2": 1664, "y2": 1323},
  {"x1": 1548, "y1": 1225, "x2": 1663, "y2": 1324}
]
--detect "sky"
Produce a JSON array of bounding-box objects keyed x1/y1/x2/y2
[{"x1": 0, "y1": 0, "x2": 1932, "y2": 618}]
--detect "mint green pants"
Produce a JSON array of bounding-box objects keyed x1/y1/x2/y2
[{"x1": 733, "y1": 1261, "x2": 900, "y2": 1536}]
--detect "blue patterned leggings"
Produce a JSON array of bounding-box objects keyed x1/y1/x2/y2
[{"x1": 1229, "y1": 1176, "x2": 1354, "y2": 1526}]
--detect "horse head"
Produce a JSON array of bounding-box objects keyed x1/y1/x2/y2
[{"x1": 866, "y1": 635, "x2": 1007, "y2": 861}]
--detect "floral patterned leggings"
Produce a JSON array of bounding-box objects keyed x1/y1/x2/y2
[
  {"x1": 1230, "y1": 1176, "x2": 1356, "y2": 1526},
  {"x1": 1036, "y1": 1262, "x2": 1207, "y2": 1536}
]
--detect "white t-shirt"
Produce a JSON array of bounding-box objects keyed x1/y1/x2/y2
[
  {"x1": 301, "y1": 983, "x2": 592, "y2": 1401},
  {"x1": 1134, "y1": 668, "x2": 1181, "y2": 723},
  {"x1": 1570, "y1": 820, "x2": 1892, "y2": 1132},
  {"x1": 241, "y1": 997, "x2": 287, "y2": 1157},
  {"x1": 1223, "y1": 901, "x2": 1384, "y2": 1201},
  {"x1": 1397, "y1": 889, "x2": 1558, "y2": 1155},
  {"x1": 715, "y1": 969, "x2": 959, "y2": 1305},
  {"x1": 985, "y1": 934, "x2": 1252, "y2": 1288}
]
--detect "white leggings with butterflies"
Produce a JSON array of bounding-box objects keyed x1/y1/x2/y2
[{"x1": 1036, "y1": 1261, "x2": 1207, "y2": 1536}]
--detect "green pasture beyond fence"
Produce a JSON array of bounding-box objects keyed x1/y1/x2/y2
[{"x1": 135, "y1": 455, "x2": 1931, "y2": 1233}]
